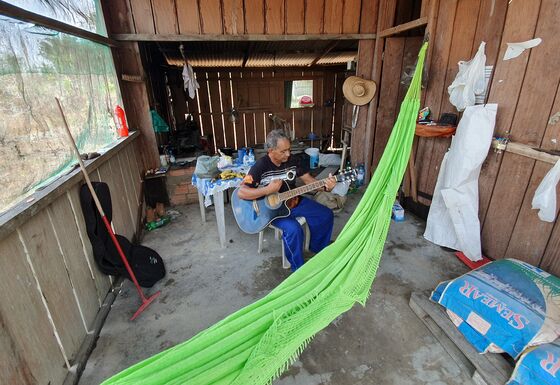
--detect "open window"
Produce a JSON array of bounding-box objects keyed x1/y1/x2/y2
[{"x1": 285, "y1": 79, "x2": 314, "y2": 109}]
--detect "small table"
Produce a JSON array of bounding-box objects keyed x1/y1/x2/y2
[{"x1": 191, "y1": 165, "x2": 249, "y2": 248}]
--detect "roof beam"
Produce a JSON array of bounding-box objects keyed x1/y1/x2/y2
[
  {"x1": 242, "y1": 42, "x2": 256, "y2": 68},
  {"x1": 377, "y1": 17, "x2": 428, "y2": 38},
  {"x1": 309, "y1": 41, "x2": 339, "y2": 67},
  {"x1": 112, "y1": 33, "x2": 376, "y2": 42}
]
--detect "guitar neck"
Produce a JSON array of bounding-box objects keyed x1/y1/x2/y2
[{"x1": 278, "y1": 179, "x2": 328, "y2": 202}]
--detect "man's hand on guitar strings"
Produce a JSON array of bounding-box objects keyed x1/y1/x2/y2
[
  {"x1": 267, "y1": 179, "x2": 283, "y2": 194},
  {"x1": 325, "y1": 174, "x2": 337, "y2": 192}
]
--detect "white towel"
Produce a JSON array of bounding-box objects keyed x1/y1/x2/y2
[{"x1": 182, "y1": 63, "x2": 200, "y2": 99}]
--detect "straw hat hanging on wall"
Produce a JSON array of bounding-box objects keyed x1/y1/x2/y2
[{"x1": 342, "y1": 76, "x2": 377, "y2": 106}]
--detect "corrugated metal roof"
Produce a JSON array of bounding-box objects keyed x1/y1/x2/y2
[
  {"x1": 317, "y1": 51, "x2": 357, "y2": 65},
  {"x1": 166, "y1": 52, "x2": 244, "y2": 67},
  {"x1": 245, "y1": 52, "x2": 317, "y2": 67},
  {"x1": 156, "y1": 40, "x2": 358, "y2": 68}
]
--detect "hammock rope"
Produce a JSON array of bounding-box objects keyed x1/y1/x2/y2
[{"x1": 102, "y1": 42, "x2": 428, "y2": 385}]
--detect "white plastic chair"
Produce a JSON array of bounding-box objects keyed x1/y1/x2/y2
[{"x1": 258, "y1": 216, "x2": 310, "y2": 269}]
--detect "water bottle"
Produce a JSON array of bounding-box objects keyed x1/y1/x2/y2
[
  {"x1": 248, "y1": 148, "x2": 255, "y2": 165},
  {"x1": 114, "y1": 105, "x2": 129, "y2": 137},
  {"x1": 243, "y1": 150, "x2": 250, "y2": 166},
  {"x1": 145, "y1": 216, "x2": 170, "y2": 231},
  {"x1": 356, "y1": 163, "x2": 365, "y2": 187},
  {"x1": 167, "y1": 147, "x2": 175, "y2": 164}
]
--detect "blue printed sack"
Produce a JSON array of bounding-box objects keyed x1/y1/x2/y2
[
  {"x1": 507, "y1": 340, "x2": 560, "y2": 385},
  {"x1": 431, "y1": 259, "x2": 560, "y2": 359}
]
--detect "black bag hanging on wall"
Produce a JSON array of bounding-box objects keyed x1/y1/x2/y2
[{"x1": 79, "y1": 182, "x2": 165, "y2": 287}]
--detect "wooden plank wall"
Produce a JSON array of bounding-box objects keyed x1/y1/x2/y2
[
  {"x1": 372, "y1": 36, "x2": 423, "y2": 170},
  {"x1": 166, "y1": 68, "x2": 345, "y2": 153},
  {"x1": 399, "y1": 0, "x2": 560, "y2": 274},
  {"x1": 103, "y1": 0, "x2": 379, "y2": 36},
  {"x1": 0, "y1": 139, "x2": 143, "y2": 385},
  {"x1": 112, "y1": 42, "x2": 159, "y2": 169}
]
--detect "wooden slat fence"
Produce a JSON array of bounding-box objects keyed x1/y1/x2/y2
[
  {"x1": 166, "y1": 68, "x2": 344, "y2": 153},
  {"x1": 0, "y1": 136, "x2": 143, "y2": 385}
]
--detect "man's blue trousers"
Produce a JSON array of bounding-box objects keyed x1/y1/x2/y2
[{"x1": 272, "y1": 197, "x2": 334, "y2": 271}]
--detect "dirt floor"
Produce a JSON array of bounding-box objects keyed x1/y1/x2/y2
[{"x1": 79, "y1": 191, "x2": 470, "y2": 385}]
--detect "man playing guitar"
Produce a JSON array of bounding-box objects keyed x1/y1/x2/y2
[{"x1": 237, "y1": 129, "x2": 337, "y2": 271}]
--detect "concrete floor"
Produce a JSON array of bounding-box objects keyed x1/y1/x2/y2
[{"x1": 79, "y1": 191, "x2": 470, "y2": 385}]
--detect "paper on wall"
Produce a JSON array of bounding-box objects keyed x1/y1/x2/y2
[
  {"x1": 503, "y1": 38, "x2": 542, "y2": 60},
  {"x1": 532, "y1": 159, "x2": 560, "y2": 222},
  {"x1": 424, "y1": 104, "x2": 498, "y2": 262}
]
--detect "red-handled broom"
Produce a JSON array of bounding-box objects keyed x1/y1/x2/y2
[{"x1": 56, "y1": 98, "x2": 160, "y2": 321}]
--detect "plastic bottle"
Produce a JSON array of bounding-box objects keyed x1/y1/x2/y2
[
  {"x1": 243, "y1": 148, "x2": 251, "y2": 166},
  {"x1": 167, "y1": 148, "x2": 175, "y2": 164},
  {"x1": 356, "y1": 163, "x2": 365, "y2": 187},
  {"x1": 392, "y1": 201, "x2": 405, "y2": 221},
  {"x1": 114, "y1": 105, "x2": 129, "y2": 137},
  {"x1": 145, "y1": 216, "x2": 170, "y2": 231},
  {"x1": 247, "y1": 148, "x2": 255, "y2": 165}
]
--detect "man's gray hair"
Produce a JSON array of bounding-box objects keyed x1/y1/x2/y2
[{"x1": 265, "y1": 129, "x2": 290, "y2": 150}]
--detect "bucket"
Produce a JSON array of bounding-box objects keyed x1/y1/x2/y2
[{"x1": 305, "y1": 147, "x2": 320, "y2": 169}]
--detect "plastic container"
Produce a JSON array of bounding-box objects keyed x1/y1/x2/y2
[
  {"x1": 145, "y1": 216, "x2": 170, "y2": 231},
  {"x1": 237, "y1": 148, "x2": 246, "y2": 165},
  {"x1": 392, "y1": 201, "x2": 405, "y2": 221},
  {"x1": 305, "y1": 147, "x2": 320, "y2": 169},
  {"x1": 114, "y1": 105, "x2": 129, "y2": 137},
  {"x1": 247, "y1": 148, "x2": 255, "y2": 165},
  {"x1": 355, "y1": 163, "x2": 365, "y2": 187}
]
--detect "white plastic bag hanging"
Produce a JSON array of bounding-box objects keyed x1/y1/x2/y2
[
  {"x1": 532, "y1": 160, "x2": 560, "y2": 222},
  {"x1": 448, "y1": 42, "x2": 487, "y2": 112},
  {"x1": 182, "y1": 63, "x2": 199, "y2": 99},
  {"x1": 424, "y1": 104, "x2": 498, "y2": 262}
]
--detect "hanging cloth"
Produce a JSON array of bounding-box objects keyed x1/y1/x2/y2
[
  {"x1": 182, "y1": 63, "x2": 199, "y2": 99},
  {"x1": 424, "y1": 104, "x2": 498, "y2": 262},
  {"x1": 102, "y1": 43, "x2": 428, "y2": 385},
  {"x1": 150, "y1": 109, "x2": 170, "y2": 133}
]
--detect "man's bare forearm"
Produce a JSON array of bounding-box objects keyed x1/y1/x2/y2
[{"x1": 237, "y1": 185, "x2": 271, "y2": 200}]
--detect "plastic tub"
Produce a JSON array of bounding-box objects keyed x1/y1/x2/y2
[{"x1": 305, "y1": 147, "x2": 320, "y2": 169}]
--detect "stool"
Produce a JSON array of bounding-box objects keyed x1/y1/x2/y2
[{"x1": 258, "y1": 216, "x2": 310, "y2": 269}]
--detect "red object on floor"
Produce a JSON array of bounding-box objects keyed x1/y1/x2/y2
[{"x1": 455, "y1": 251, "x2": 492, "y2": 270}]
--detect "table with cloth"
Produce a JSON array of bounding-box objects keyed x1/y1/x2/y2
[{"x1": 191, "y1": 165, "x2": 250, "y2": 248}]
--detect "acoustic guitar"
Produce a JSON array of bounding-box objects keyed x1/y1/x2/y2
[{"x1": 231, "y1": 169, "x2": 357, "y2": 234}]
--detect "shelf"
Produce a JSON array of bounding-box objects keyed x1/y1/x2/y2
[{"x1": 415, "y1": 123, "x2": 456, "y2": 138}]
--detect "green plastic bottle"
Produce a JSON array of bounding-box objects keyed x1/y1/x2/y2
[{"x1": 145, "y1": 216, "x2": 171, "y2": 231}]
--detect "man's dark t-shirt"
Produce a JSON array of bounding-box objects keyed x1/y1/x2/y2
[{"x1": 243, "y1": 154, "x2": 310, "y2": 193}]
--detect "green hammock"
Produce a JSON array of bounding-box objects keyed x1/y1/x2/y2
[{"x1": 103, "y1": 42, "x2": 427, "y2": 385}]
